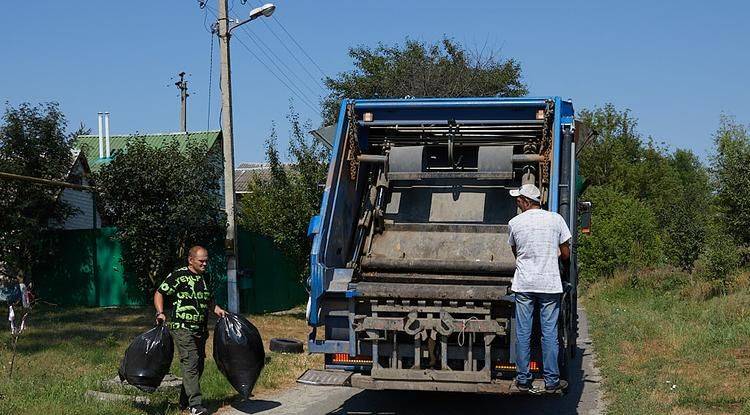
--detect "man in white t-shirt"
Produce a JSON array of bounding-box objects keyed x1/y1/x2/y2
[{"x1": 507, "y1": 183, "x2": 572, "y2": 393}]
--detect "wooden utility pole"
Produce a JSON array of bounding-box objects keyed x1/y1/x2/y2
[
  {"x1": 217, "y1": 0, "x2": 239, "y2": 313},
  {"x1": 175, "y1": 72, "x2": 189, "y2": 132}
]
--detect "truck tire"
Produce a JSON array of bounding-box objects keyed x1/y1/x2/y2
[
  {"x1": 558, "y1": 295, "x2": 573, "y2": 382},
  {"x1": 558, "y1": 327, "x2": 572, "y2": 383},
  {"x1": 570, "y1": 291, "x2": 578, "y2": 358},
  {"x1": 269, "y1": 338, "x2": 304, "y2": 354}
]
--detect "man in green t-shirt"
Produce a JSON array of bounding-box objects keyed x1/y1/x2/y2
[{"x1": 154, "y1": 245, "x2": 226, "y2": 415}]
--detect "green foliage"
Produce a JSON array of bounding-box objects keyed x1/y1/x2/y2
[
  {"x1": 694, "y1": 219, "x2": 741, "y2": 286},
  {"x1": 662, "y1": 149, "x2": 711, "y2": 270},
  {"x1": 93, "y1": 138, "x2": 225, "y2": 294},
  {"x1": 578, "y1": 185, "x2": 663, "y2": 283},
  {"x1": 322, "y1": 38, "x2": 527, "y2": 124},
  {"x1": 0, "y1": 102, "x2": 74, "y2": 281},
  {"x1": 711, "y1": 114, "x2": 750, "y2": 246},
  {"x1": 239, "y1": 106, "x2": 329, "y2": 283},
  {"x1": 577, "y1": 104, "x2": 643, "y2": 189},
  {"x1": 578, "y1": 104, "x2": 711, "y2": 271}
]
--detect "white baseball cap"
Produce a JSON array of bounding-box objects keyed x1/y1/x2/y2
[{"x1": 509, "y1": 184, "x2": 541, "y2": 203}]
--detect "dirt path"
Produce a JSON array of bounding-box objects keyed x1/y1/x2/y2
[{"x1": 220, "y1": 306, "x2": 606, "y2": 415}]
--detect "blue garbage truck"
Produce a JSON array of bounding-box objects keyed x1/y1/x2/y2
[{"x1": 302, "y1": 97, "x2": 588, "y2": 393}]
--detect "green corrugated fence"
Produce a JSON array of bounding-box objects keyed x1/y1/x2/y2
[
  {"x1": 34, "y1": 227, "x2": 306, "y2": 313},
  {"x1": 237, "y1": 229, "x2": 307, "y2": 314},
  {"x1": 35, "y1": 227, "x2": 142, "y2": 307}
]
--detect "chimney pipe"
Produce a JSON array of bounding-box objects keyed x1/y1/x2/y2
[
  {"x1": 104, "y1": 112, "x2": 111, "y2": 158},
  {"x1": 97, "y1": 112, "x2": 104, "y2": 159}
]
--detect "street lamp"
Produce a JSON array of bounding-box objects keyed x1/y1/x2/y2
[
  {"x1": 228, "y1": 3, "x2": 276, "y2": 33},
  {"x1": 216, "y1": 1, "x2": 276, "y2": 313}
]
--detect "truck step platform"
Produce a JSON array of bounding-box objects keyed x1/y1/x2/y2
[{"x1": 297, "y1": 369, "x2": 352, "y2": 386}]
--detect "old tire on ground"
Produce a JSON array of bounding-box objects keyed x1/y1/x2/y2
[{"x1": 269, "y1": 338, "x2": 304, "y2": 354}]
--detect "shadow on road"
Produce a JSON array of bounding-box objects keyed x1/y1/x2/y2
[
  {"x1": 327, "y1": 346, "x2": 586, "y2": 415},
  {"x1": 224, "y1": 399, "x2": 282, "y2": 414}
]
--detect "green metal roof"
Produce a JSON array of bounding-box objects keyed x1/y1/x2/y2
[{"x1": 75, "y1": 130, "x2": 221, "y2": 172}]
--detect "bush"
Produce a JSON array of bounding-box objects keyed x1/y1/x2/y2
[
  {"x1": 239, "y1": 107, "x2": 329, "y2": 283},
  {"x1": 578, "y1": 185, "x2": 663, "y2": 283},
  {"x1": 693, "y1": 220, "x2": 741, "y2": 288}
]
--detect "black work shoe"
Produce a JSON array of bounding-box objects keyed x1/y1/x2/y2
[
  {"x1": 515, "y1": 379, "x2": 534, "y2": 392},
  {"x1": 189, "y1": 405, "x2": 208, "y2": 415},
  {"x1": 545, "y1": 379, "x2": 569, "y2": 393}
]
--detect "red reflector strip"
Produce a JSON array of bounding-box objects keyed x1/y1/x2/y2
[
  {"x1": 494, "y1": 361, "x2": 541, "y2": 372},
  {"x1": 331, "y1": 353, "x2": 372, "y2": 364}
]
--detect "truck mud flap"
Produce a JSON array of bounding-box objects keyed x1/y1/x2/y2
[{"x1": 297, "y1": 369, "x2": 352, "y2": 386}]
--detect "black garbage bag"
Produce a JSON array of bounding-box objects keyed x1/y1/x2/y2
[
  {"x1": 118, "y1": 324, "x2": 174, "y2": 393},
  {"x1": 214, "y1": 313, "x2": 265, "y2": 399}
]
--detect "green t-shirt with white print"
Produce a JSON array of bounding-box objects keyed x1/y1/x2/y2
[{"x1": 157, "y1": 267, "x2": 212, "y2": 332}]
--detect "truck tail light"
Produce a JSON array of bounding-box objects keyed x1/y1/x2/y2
[
  {"x1": 332, "y1": 353, "x2": 372, "y2": 365},
  {"x1": 495, "y1": 361, "x2": 540, "y2": 372}
]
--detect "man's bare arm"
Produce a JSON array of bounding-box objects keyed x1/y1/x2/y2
[
  {"x1": 154, "y1": 290, "x2": 166, "y2": 324},
  {"x1": 559, "y1": 241, "x2": 571, "y2": 271}
]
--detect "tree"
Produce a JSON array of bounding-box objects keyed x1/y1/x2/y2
[
  {"x1": 577, "y1": 185, "x2": 663, "y2": 283},
  {"x1": 93, "y1": 139, "x2": 225, "y2": 294},
  {"x1": 322, "y1": 38, "x2": 527, "y2": 124},
  {"x1": 239, "y1": 106, "x2": 329, "y2": 282},
  {"x1": 0, "y1": 102, "x2": 74, "y2": 282},
  {"x1": 578, "y1": 104, "x2": 711, "y2": 271},
  {"x1": 662, "y1": 149, "x2": 711, "y2": 270},
  {"x1": 711, "y1": 115, "x2": 750, "y2": 246},
  {"x1": 577, "y1": 104, "x2": 643, "y2": 190}
]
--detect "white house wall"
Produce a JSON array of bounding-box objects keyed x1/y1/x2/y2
[
  {"x1": 50, "y1": 156, "x2": 101, "y2": 230},
  {"x1": 58, "y1": 188, "x2": 100, "y2": 230}
]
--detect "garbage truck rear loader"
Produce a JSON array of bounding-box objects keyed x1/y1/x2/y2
[{"x1": 303, "y1": 97, "x2": 583, "y2": 393}]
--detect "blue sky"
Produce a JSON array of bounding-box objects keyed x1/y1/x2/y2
[{"x1": 1, "y1": 0, "x2": 747, "y2": 163}]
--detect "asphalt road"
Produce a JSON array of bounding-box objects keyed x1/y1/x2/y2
[{"x1": 220, "y1": 307, "x2": 605, "y2": 415}]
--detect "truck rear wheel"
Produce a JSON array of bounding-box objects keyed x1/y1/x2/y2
[{"x1": 558, "y1": 296, "x2": 573, "y2": 382}]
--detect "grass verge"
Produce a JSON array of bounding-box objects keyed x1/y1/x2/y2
[
  {"x1": 0, "y1": 305, "x2": 320, "y2": 414},
  {"x1": 583, "y1": 269, "x2": 750, "y2": 415}
]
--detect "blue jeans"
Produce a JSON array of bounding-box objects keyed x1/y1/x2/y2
[{"x1": 514, "y1": 292, "x2": 561, "y2": 387}]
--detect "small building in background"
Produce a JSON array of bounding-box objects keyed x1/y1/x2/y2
[
  {"x1": 74, "y1": 129, "x2": 225, "y2": 208},
  {"x1": 74, "y1": 130, "x2": 223, "y2": 174},
  {"x1": 49, "y1": 149, "x2": 101, "y2": 230},
  {"x1": 234, "y1": 162, "x2": 294, "y2": 195}
]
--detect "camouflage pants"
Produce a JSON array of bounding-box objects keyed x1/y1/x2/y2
[{"x1": 173, "y1": 328, "x2": 207, "y2": 408}]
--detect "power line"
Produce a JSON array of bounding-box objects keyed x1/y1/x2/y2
[
  {"x1": 267, "y1": 14, "x2": 328, "y2": 80},
  {"x1": 199, "y1": 1, "x2": 213, "y2": 33},
  {"x1": 202, "y1": 2, "x2": 219, "y2": 20},
  {"x1": 201, "y1": 1, "x2": 320, "y2": 114},
  {"x1": 233, "y1": 25, "x2": 319, "y2": 111},
  {"x1": 247, "y1": 0, "x2": 328, "y2": 83},
  {"x1": 237, "y1": 24, "x2": 323, "y2": 99},
  {"x1": 232, "y1": 35, "x2": 319, "y2": 113},
  {"x1": 250, "y1": 9, "x2": 327, "y2": 91},
  {"x1": 202, "y1": 3, "x2": 225, "y2": 128}
]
